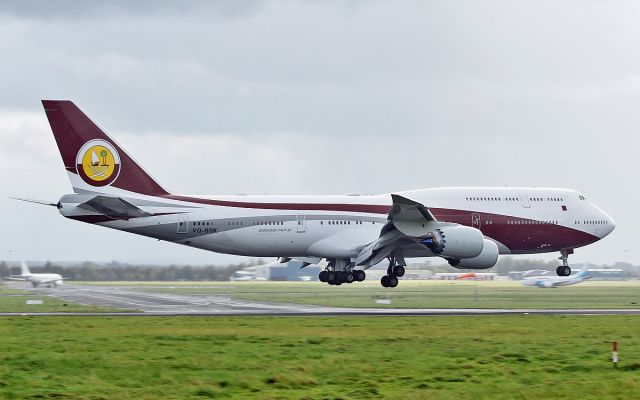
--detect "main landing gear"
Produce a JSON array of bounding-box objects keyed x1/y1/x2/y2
[
  {"x1": 381, "y1": 255, "x2": 406, "y2": 288},
  {"x1": 556, "y1": 249, "x2": 573, "y2": 276},
  {"x1": 319, "y1": 259, "x2": 366, "y2": 285}
]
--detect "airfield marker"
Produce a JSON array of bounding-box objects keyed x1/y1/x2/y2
[{"x1": 612, "y1": 341, "x2": 618, "y2": 367}]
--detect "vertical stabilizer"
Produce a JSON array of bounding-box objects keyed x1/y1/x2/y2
[
  {"x1": 42, "y1": 100, "x2": 170, "y2": 197},
  {"x1": 20, "y1": 261, "x2": 31, "y2": 276}
]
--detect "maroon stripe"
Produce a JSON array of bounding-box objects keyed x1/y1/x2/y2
[
  {"x1": 430, "y1": 207, "x2": 599, "y2": 252},
  {"x1": 68, "y1": 212, "x2": 177, "y2": 224},
  {"x1": 68, "y1": 215, "x2": 114, "y2": 223},
  {"x1": 163, "y1": 195, "x2": 392, "y2": 214}
]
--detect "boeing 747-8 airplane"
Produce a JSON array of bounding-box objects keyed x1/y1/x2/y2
[{"x1": 17, "y1": 101, "x2": 615, "y2": 287}]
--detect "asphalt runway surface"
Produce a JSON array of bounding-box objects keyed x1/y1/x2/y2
[{"x1": 3, "y1": 282, "x2": 640, "y2": 316}]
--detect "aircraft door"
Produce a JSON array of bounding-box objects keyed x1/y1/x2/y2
[
  {"x1": 518, "y1": 189, "x2": 531, "y2": 208},
  {"x1": 296, "y1": 214, "x2": 306, "y2": 233},
  {"x1": 177, "y1": 214, "x2": 189, "y2": 234},
  {"x1": 472, "y1": 213, "x2": 481, "y2": 230}
]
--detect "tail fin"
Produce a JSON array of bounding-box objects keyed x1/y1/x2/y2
[
  {"x1": 42, "y1": 100, "x2": 169, "y2": 196},
  {"x1": 20, "y1": 261, "x2": 31, "y2": 276},
  {"x1": 575, "y1": 269, "x2": 591, "y2": 279}
]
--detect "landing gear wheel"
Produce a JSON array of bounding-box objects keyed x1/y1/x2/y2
[
  {"x1": 392, "y1": 265, "x2": 405, "y2": 277},
  {"x1": 327, "y1": 271, "x2": 337, "y2": 285},
  {"x1": 556, "y1": 265, "x2": 571, "y2": 276},
  {"x1": 344, "y1": 271, "x2": 354, "y2": 284},
  {"x1": 354, "y1": 270, "x2": 366, "y2": 282},
  {"x1": 319, "y1": 271, "x2": 328, "y2": 282},
  {"x1": 381, "y1": 275, "x2": 398, "y2": 288}
]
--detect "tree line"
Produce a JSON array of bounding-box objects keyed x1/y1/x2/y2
[
  {"x1": 0, "y1": 257, "x2": 636, "y2": 281},
  {"x1": 0, "y1": 260, "x2": 264, "y2": 281}
]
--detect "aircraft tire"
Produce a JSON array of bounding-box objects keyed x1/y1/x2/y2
[
  {"x1": 381, "y1": 275, "x2": 390, "y2": 287},
  {"x1": 387, "y1": 275, "x2": 399, "y2": 288},
  {"x1": 344, "y1": 271, "x2": 354, "y2": 283},
  {"x1": 354, "y1": 270, "x2": 366, "y2": 282},
  {"x1": 319, "y1": 271, "x2": 328, "y2": 282},
  {"x1": 393, "y1": 265, "x2": 405, "y2": 277}
]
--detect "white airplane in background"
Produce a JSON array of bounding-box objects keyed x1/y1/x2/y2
[
  {"x1": 4, "y1": 261, "x2": 65, "y2": 288},
  {"x1": 521, "y1": 270, "x2": 592, "y2": 288},
  {"x1": 13, "y1": 100, "x2": 616, "y2": 288}
]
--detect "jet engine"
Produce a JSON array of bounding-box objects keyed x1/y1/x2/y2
[
  {"x1": 421, "y1": 225, "x2": 484, "y2": 259},
  {"x1": 447, "y1": 239, "x2": 499, "y2": 269}
]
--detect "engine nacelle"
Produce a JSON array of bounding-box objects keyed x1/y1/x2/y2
[
  {"x1": 448, "y1": 239, "x2": 499, "y2": 269},
  {"x1": 422, "y1": 225, "x2": 484, "y2": 259}
]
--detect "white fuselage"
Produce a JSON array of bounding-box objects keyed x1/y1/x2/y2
[
  {"x1": 14, "y1": 273, "x2": 64, "y2": 287},
  {"x1": 59, "y1": 187, "x2": 615, "y2": 261}
]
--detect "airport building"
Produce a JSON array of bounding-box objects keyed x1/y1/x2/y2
[{"x1": 231, "y1": 261, "x2": 321, "y2": 281}]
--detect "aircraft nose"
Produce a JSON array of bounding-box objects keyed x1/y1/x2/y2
[{"x1": 602, "y1": 212, "x2": 616, "y2": 238}]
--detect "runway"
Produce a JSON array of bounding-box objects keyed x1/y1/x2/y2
[{"x1": 4, "y1": 283, "x2": 640, "y2": 316}]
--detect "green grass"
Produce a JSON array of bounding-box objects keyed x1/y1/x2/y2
[
  {"x1": 133, "y1": 280, "x2": 640, "y2": 309},
  {"x1": 0, "y1": 288, "x2": 129, "y2": 313},
  {"x1": 0, "y1": 315, "x2": 639, "y2": 399}
]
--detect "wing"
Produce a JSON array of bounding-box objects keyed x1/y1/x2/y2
[
  {"x1": 355, "y1": 194, "x2": 440, "y2": 268},
  {"x1": 77, "y1": 195, "x2": 152, "y2": 220}
]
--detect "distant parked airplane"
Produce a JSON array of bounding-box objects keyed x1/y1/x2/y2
[
  {"x1": 520, "y1": 270, "x2": 592, "y2": 288},
  {"x1": 13, "y1": 100, "x2": 616, "y2": 288},
  {"x1": 4, "y1": 261, "x2": 66, "y2": 287}
]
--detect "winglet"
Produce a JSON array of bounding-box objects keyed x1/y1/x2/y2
[{"x1": 390, "y1": 194, "x2": 437, "y2": 222}]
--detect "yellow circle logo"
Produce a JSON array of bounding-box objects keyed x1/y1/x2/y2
[{"x1": 76, "y1": 140, "x2": 121, "y2": 186}]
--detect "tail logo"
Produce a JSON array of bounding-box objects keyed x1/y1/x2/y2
[{"x1": 76, "y1": 140, "x2": 121, "y2": 186}]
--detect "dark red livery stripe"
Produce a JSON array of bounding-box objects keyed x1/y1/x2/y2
[{"x1": 164, "y1": 195, "x2": 393, "y2": 214}]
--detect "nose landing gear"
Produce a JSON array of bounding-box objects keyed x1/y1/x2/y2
[{"x1": 556, "y1": 249, "x2": 573, "y2": 276}]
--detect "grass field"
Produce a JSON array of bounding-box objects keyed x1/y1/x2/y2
[
  {"x1": 0, "y1": 288, "x2": 128, "y2": 313},
  {"x1": 1, "y1": 315, "x2": 639, "y2": 399},
  {"x1": 125, "y1": 280, "x2": 640, "y2": 309}
]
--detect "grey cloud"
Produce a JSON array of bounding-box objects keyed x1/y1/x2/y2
[
  {"x1": 1, "y1": 1, "x2": 639, "y2": 138},
  {"x1": 0, "y1": 0, "x2": 637, "y2": 265},
  {"x1": 0, "y1": 0, "x2": 264, "y2": 21}
]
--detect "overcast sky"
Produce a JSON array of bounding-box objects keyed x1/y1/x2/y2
[{"x1": 0, "y1": 1, "x2": 637, "y2": 266}]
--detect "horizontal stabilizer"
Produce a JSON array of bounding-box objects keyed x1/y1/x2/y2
[
  {"x1": 77, "y1": 195, "x2": 152, "y2": 220},
  {"x1": 4, "y1": 276, "x2": 27, "y2": 281},
  {"x1": 9, "y1": 197, "x2": 59, "y2": 207}
]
